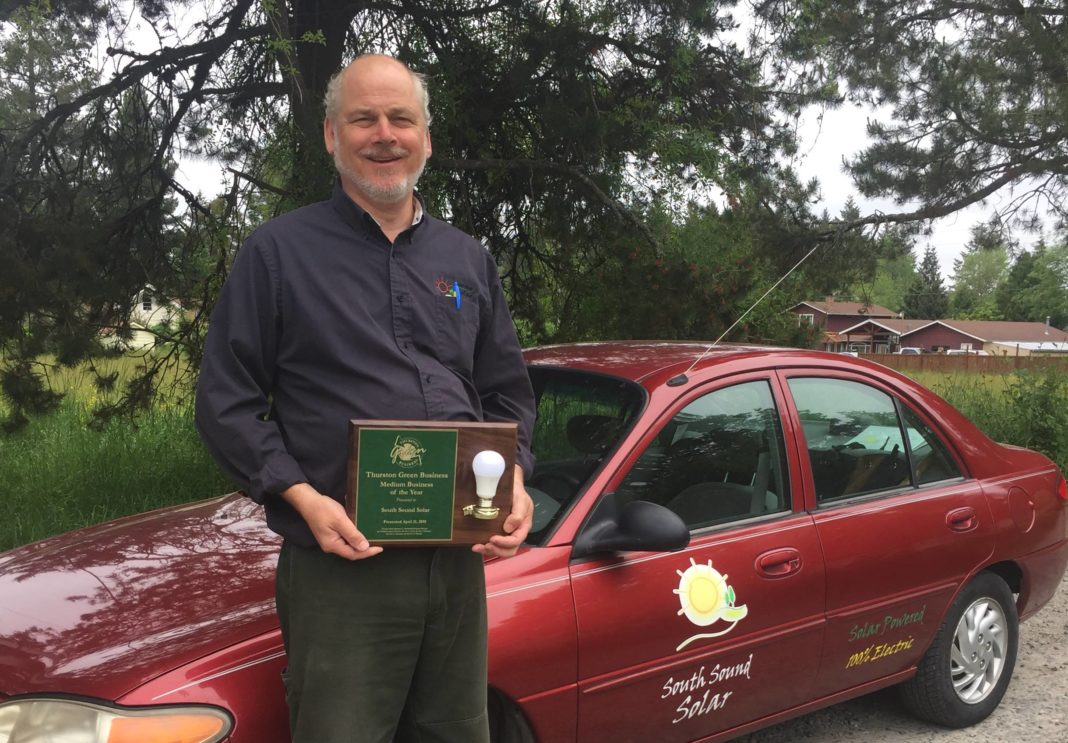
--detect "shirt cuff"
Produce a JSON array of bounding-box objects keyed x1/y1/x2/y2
[
  {"x1": 248, "y1": 452, "x2": 308, "y2": 504},
  {"x1": 516, "y1": 448, "x2": 535, "y2": 481}
]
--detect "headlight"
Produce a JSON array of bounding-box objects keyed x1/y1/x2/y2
[{"x1": 0, "y1": 698, "x2": 231, "y2": 743}]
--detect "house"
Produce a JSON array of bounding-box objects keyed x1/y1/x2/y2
[
  {"x1": 101, "y1": 286, "x2": 183, "y2": 351},
  {"x1": 836, "y1": 318, "x2": 934, "y2": 354},
  {"x1": 789, "y1": 299, "x2": 897, "y2": 353},
  {"x1": 901, "y1": 320, "x2": 1068, "y2": 356}
]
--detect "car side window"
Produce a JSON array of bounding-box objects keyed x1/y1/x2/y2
[
  {"x1": 788, "y1": 378, "x2": 909, "y2": 503},
  {"x1": 900, "y1": 405, "x2": 962, "y2": 485},
  {"x1": 788, "y1": 377, "x2": 959, "y2": 504},
  {"x1": 615, "y1": 380, "x2": 789, "y2": 531}
]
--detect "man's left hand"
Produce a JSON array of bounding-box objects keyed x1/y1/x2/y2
[{"x1": 473, "y1": 464, "x2": 532, "y2": 558}]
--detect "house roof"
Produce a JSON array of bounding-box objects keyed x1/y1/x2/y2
[
  {"x1": 998, "y1": 342, "x2": 1068, "y2": 353},
  {"x1": 791, "y1": 300, "x2": 897, "y2": 318},
  {"x1": 839, "y1": 318, "x2": 935, "y2": 335},
  {"x1": 903, "y1": 320, "x2": 1068, "y2": 344}
]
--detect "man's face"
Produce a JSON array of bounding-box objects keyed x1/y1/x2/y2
[{"x1": 324, "y1": 57, "x2": 432, "y2": 207}]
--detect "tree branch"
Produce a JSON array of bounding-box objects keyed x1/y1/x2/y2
[
  {"x1": 227, "y1": 167, "x2": 291, "y2": 197},
  {"x1": 433, "y1": 156, "x2": 662, "y2": 256},
  {"x1": 3, "y1": 19, "x2": 269, "y2": 180},
  {"x1": 836, "y1": 156, "x2": 1068, "y2": 232}
]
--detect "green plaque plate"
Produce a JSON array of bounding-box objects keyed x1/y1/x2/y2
[
  {"x1": 347, "y1": 419, "x2": 517, "y2": 545},
  {"x1": 353, "y1": 428, "x2": 458, "y2": 541}
]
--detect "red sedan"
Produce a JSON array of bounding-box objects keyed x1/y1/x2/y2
[{"x1": 2, "y1": 342, "x2": 1066, "y2": 742}]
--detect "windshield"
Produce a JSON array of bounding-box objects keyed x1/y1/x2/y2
[{"x1": 525, "y1": 366, "x2": 646, "y2": 544}]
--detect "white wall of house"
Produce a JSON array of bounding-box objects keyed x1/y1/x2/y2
[
  {"x1": 100, "y1": 288, "x2": 182, "y2": 351},
  {"x1": 131, "y1": 289, "x2": 180, "y2": 328}
]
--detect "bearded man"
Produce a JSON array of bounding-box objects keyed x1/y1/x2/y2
[{"x1": 195, "y1": 54, "x2": 535, "y2": 743}]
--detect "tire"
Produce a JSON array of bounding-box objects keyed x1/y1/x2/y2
[
  {"x1": 488, "y1": 689, "x2": 536, "y2": 743},
  {"x1": 900, "y1": 572, "x2": 1018, "y2": 728}
]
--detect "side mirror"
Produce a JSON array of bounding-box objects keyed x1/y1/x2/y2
[{"x1": 572, "y1": 493, "x2": 690, "y2": 559}]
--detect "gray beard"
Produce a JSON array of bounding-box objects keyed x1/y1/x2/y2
[{"x1": 332, "y1": 136, "x2": 426, "y2": 204}]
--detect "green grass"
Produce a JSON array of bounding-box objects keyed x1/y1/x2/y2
[{"x1": 0, "y1": 398, "x2": 232, "y2": 552}]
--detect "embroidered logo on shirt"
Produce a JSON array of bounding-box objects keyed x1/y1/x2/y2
[
  {"x1": 435, "y1": 277, "x2": 458, "y2": 298},
  {"x1": 435, "y1": 277, "x2": 464, "y2": 309}
]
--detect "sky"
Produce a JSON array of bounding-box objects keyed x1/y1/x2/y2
[{"x1": 791, "y1": 101, "x2": 1050, "y2": 283}]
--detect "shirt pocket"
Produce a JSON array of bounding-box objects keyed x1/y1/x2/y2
[{"x1": 432, "y1": 287, "x2": 480, "y2": 374}]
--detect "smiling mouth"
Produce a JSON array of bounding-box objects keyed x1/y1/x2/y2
[{"x1": 363, "y1": 147, "x2": 408, "y2": 164}]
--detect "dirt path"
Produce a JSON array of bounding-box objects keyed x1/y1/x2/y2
[{"x1": 737, "y1": 582, "x2": 1068, "y2": 742}]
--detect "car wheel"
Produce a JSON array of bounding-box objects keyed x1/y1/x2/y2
[
  {"x1": 900, "y1": 572, "x2": 1018, "y2": 728},
  {"x1": 488, "y1": 689, "x2": 536, "y2": 743}
]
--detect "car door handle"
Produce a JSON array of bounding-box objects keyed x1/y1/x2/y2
[
  {"x1": 756, "y1": 548, "x2": 802, "y2": 578},
  {"x1": 946, "y1": 506, "x2": 978, "y2": 532}
]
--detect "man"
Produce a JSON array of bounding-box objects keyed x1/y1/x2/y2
[{"x1": 195, "y1": 54, "x2": 536, "y2": 743}]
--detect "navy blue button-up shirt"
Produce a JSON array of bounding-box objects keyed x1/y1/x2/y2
[{"x1": 195, "y1": 184, "x2": 535, "y2": 545}]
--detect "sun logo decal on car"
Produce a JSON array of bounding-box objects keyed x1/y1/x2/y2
[{"x1": 674, "y1": 558, "x2": 749, "y2": 651}]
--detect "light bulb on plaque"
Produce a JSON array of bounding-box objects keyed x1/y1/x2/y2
[{"x1": 463, "y1": 450, "x2": 506, "y2": 520}]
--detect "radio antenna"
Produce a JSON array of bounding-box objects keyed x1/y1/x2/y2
[{"x1": 667, "y1": 241, "x2": 824, "y2": 387}]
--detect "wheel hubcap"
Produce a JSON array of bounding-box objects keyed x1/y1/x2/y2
[{"x1": 950, "y1": 597, "x2": 1007, "y2": 704}]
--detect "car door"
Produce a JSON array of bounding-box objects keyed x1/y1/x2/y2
[
  {"x1": 781, "y1": 373, "x2": 995, "y2": 696},
  {"x1": 570, "y1": 375, "x2": 826, "y2": 743}
]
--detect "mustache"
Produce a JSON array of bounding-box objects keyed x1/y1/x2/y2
[{"x1": 360, "y1": 146, "x2": 410, "y2": 160}]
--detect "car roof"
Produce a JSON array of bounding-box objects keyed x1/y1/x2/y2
[{"x1": 523, "y1": 340, "x2": 796, "y2": 383}]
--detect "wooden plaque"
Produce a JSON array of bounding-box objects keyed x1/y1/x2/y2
[{"x1": 346, "y1": 420, "x2": 517, "y2": 545}]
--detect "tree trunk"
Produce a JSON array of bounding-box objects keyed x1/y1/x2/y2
[{"x1": 271, "y1": 0, "x2": 364, "y2": 210}]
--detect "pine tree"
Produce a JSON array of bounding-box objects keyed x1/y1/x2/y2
[{"x1": 902, "y1": 247, "x2": 948, "y2": 320}]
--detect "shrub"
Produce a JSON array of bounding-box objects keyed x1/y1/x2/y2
[{"x1": 931, "y1": 368, "x2": 1068, "y2": 473}]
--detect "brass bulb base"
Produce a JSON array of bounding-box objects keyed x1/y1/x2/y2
[{"x1": 463, "y1": 500, "x2": 500, "y2": 520}]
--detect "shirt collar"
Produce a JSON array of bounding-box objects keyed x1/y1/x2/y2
[{"x1": 330, "y1": 179, "x2": 426, "y2": 237}]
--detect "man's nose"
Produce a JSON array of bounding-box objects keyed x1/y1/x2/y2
[{"x1": 371, "y1": 116, "x2": 396, "y2": 142}]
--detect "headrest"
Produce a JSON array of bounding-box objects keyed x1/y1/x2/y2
[{"x1": 566, "y1": 414, "x2": 622, "y2": 455}]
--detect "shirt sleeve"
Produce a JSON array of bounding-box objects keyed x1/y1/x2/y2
[
  {"x1": 473, "y1": 253, "x2": 537, "y2": 477},
  {"x1": 194, "y1": 237, "x2": 308, "y2": 503}
]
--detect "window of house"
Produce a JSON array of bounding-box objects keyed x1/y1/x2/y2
[
  {"x1": 798, "y1": 313, "x2": 814, "y2": 326},
  {"x1": 615, "y1": 380, "x2": 789, "y2": 531},
  {"x1": 142, "y1": 294, "x2": 153, "y2": 312},
  {"x1": 788, "y1": 377, "x2": 961, "y2": 505}
]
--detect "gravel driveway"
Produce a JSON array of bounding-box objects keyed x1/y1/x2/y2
[{"x1": 736, "y1": 582, "x2": 1068, "y2": 742}]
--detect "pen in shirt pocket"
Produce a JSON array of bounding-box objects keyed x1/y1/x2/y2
[{"x1": 453, "y1": 280, "x2": 462, "y2": 310}]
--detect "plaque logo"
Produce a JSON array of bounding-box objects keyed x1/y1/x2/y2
[{"x1": 390, "y1": 435, "x2": 427, "y2": 468}]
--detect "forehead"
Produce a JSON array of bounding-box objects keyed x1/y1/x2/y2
[{"x1": 339, "y1": 59, "x2": 423, "y2": 115}]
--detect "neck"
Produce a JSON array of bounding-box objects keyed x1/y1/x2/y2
[{"x1": 342, "y1": 181, "x2": 415, "y2": 242}]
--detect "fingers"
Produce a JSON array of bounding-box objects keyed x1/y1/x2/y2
[
  {"x1": 473, "y1": 487, "x2": 533, "y2": 557},
  {"x1": 290, "y1": 488, "x2": 382, "y2": 561},
  {"x1": 319, "y1": 518, "x2": 383, "y2": 560},
  {"x1": 503, "y1": 487, "x2": 533, "y2": 534},
  {"x1": 473, "y1": 531, "x2": 524, "y2": 558},
  {"x1": 329, "y1": 541, "x2": 384, "y2": 560}
]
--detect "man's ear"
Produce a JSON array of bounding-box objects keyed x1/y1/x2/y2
[
  {"x1": 425, "y1": 129, "x2": 432, "y2": 157},
  {"x1": 324, "y1": 117, "x2": 336, "y2": 155}
]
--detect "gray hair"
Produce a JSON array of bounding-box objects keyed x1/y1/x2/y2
[{"x1": 323, "y1": 55, "x2": 432, "y2": 125}]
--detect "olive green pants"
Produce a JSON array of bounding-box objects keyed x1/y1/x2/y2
[{"x1": 276, "y1": 542, "x2": 490, "y2": 743}]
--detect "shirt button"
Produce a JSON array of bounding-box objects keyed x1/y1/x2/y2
[
  {"x1": 425, "y1": 375, "x2": 432, "y2": 383},
  {"x1": 397, "y1": 295, "x2": 407, "y2": 303}
]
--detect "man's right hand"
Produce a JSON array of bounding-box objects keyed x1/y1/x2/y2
[{"x1": 281, "y1": 483, "x2": 383, "y2": 560}]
